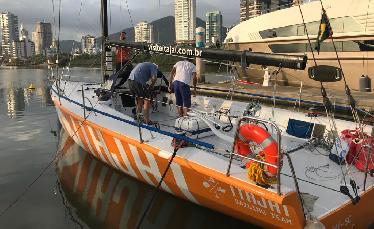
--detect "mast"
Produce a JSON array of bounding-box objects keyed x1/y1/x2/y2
[{"x1": 101, "y1": 0, "x2": 108, "y2": 82}]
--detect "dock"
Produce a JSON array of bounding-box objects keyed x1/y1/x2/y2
[{"x1": 197, "y1": 82, "x2": 374, "y2": 122}]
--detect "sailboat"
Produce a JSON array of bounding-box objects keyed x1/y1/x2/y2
[
  {"x1": 56, "y1": 129, "x2": 252, "y2": 228},
  {"x1": 51, "y1": 0, "x2": 374, "y2": 228}
]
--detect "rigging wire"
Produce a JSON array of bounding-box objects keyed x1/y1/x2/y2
[
  {"x1": 70, "y1": 0, "x2": 84, "y2": 59},
  {"x1": 316, "y1": 1, "x2": 371, "y2": 184},
  {"x1": 108, "y1": 0, "x2": 112, "y2": 33},
  {"x1": 158, "y1": 0, "x2": 161, "y2": 43},
  {"x1": 295, "y1": 0, "x2": 357, "y2": 189},
  {"x1": 51, "y1": 0, "x2": 57, "y2": 41},
  {"x1": 363, "y1": 0, "x2": 372, "y2": 75},
  {"x1": 0, "y1": 87, "x2": 101, "y2": 218},
  {"x1": 56, "y1": 180, "x2": 85, "y2": 229},
  {"x1": 296, "y1": 2, "x2": 337, "y2": 135},
  {"x1": 119, "y1": 0, "x2": 123, "y2": 24},
  {"x1": 124, "y1": 0, "x2": 135, "y2": 28},
  {"x1": 317, "y1": 0, "x2": 361, "y2": 125},
  {"x1": 57, "y1": 0, "x2": 62, "y2": 60}
]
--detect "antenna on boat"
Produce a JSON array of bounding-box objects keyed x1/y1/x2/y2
[{"x1": 100, "y1": 0, "x2": 109, "y2": 82}]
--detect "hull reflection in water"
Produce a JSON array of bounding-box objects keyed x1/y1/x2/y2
[{"x1": 56, "y1": 130, "x2": 252, "y2": 229}]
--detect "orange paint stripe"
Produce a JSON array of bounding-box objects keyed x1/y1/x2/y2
[
  {"x1": 76, "y1": 154, "x2": 93, "y2": 194},
  {"x1": 71, "y1": 118, "x2": 89, "y2": 152},
  {"x1": 117, "y1": 139, "x2": 145, "y2": 183}
]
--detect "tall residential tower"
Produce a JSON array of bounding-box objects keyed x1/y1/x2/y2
[
  {"x1": 81, "y1": 35, "x2": 96, "y2": 54},
  {"x1": 0, "y1": 12, "x2": 19, "y2": 57},
  {"x1": 134, "y1": 21, "x2": 154, "y2": 43},
  {"x1": 32, "y1": 21, "x2": 52, "y2": 55},
  {"x1": 240, "y1": 0, "x2": 295, "y2": 22},
  {"x1": 12, "y1": 24, "x2": 35, "y2": 59},
  {"x1": 175, "y1": 0, "x2": 196, "y2": 44},
  {"x1": 206, "y1": 11, "x2": 223, "y2": 45}
]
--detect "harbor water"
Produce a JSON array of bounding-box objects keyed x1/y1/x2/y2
[{"x1": 0, "y1": 67, "x2": 253, "y2": 228}]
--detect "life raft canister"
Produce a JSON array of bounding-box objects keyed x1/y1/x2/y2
[{"x1": 235, "y1": 124, "x2": 279, "y2": 176}]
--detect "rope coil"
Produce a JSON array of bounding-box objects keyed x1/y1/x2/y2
[{"x1": 246, "y1": 153, "x2": 277, "y2": 186}]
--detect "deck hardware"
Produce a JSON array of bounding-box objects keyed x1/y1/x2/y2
[
  {"x1": 83, "y1": 97, "x2": 97, "y2": 116},
  {"x1": 308, "y1": 65, "x2": 342, "y2": 82},
  {"x1": 363, "y1": 126, "x2": 374, "y2": 191},
  {"x1": 136, "y1": 113, "x2": 144, "y2": 144},
  {"x1": 240, "y1": 50, "x2": 247, "y2": 68},
  {"x1": 226, "y1": 116, "x2": 282, "y2": 195},
  {"x1": 340, "y1": 185, "x2": 359, "y2": 205},
  {"x1": 81, "y1": 84, "x2": 86, "y2": 119},
  {"x1": 350, "y1": 179, "x2": 360, "y2": 203}
]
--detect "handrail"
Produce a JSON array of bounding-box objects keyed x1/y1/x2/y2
[
  {"x1": 226, "y1": 116, "x2": 283, "y2": 195},
  {"x1": 283, "y1": 152, "x2": 306, "y2": 220},
  {"x1": 50, "y1": 86, "x2": 215, "y2": 150},
  {"x1": 81, "y1": 84, "x2": 86, "y2": 119}
]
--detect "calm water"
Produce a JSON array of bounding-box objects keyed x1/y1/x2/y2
[{"x1": 0, "y1": 67, "x2": 253, "y2": 228}]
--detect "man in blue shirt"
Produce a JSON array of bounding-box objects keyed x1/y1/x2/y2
[{"x1": 128, "y1": 62, "x2": 158, "y2": 124}]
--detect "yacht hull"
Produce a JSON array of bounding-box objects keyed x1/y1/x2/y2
[
  {"x1": 51, "y1": 83, "x2": 374, "y2": 228},
  {"x1": 52, "y1": 94, "x2": 304, "y2": 228}
]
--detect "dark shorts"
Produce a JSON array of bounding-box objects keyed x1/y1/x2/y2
[
  {"x1": 128, "y1": 80, "x2": 151, "y2": 100},
  {"x1": 173, "y1": 81, "x2": 191, "y2": 108}
]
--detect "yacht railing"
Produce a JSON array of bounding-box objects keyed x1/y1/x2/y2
[
  {"x1": 225, "y1": 116, "x2": 306, "y2": 219},
  {"x1": 226, "y1": 116, "x2": 283, "y2": 194}
]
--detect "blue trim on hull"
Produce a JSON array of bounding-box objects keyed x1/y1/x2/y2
[{"x1": 51, "y1": 87, "x2": 215, "y2": 149}]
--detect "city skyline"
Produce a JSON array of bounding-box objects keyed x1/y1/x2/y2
[{"x1": 0, "y1": 0, "x2": 240, "y2": 41}]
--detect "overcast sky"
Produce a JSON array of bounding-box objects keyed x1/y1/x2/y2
[{"x1": 0, "y1": 0, "x2": 240, "y2": 41}]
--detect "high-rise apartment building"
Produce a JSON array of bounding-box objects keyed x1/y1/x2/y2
[
  {"x1": 32, "y1": 21, "x2": 52, "y2": 55},
  {"x1": 206, "y1": 11, "x2": 223, "y2": 45},
  {"x1": 81, "y1": 35, "x2": 96, "y2": 54},
  {"x1": 270, "y1": 0, "x2": 295, "y2": 10},
  {"x1": 0, "y1": 12, "x2": 19, "y2": 57},
  {"x1": 12, "y1": 24, "x2": 35, "y2": 59},
  {"x1": 240, "y1": 0, "x2": 295, "y2": 22},
  {"x1": 134, "y1": 21, "x2": 154, "y2": 43},
  {"x1": 292, "y1": 0, "x2": 303, "y2": 5},
  {"x1": 175, "y1": 0, "x2": 196, "y2": 44},
  {"x1": 12, "y1": 40, "x2": 35, "y2": 60}
]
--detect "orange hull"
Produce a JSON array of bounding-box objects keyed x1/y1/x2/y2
[
  {"x1": 53, "y1": 97, "x2": 305, "y2": 229},
  {"x1": 57, "y1": 132, "x2": 253, "y2": 228},
  {"x1": 53, "y1": 96, "x2": 374, "y2": 229}
]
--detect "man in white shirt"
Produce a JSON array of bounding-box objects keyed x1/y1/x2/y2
[{"x1": 168, "y1": 59, "x2": 197, "y2": 117}]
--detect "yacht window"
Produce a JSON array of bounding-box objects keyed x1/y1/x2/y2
[
  {"x1": 259, "y1": 16, "x2": 362, "y2": 39},
  {"x1": 268, "y1": 40, "x2": 373, "y2": 53}
]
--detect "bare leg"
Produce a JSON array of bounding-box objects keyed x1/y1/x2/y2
[
  {"x1": 177, "y1": 106, "x2": 184, "y2": 117},
  {"x1": 183, "y1": 107, "x2": 190, "y2": 116},
  {"x1": 143, "y1": 99, "x2": 151, "y2": 123},
  {"x1": 136, "y1": 98, "x2": 143, "y2": 115}
]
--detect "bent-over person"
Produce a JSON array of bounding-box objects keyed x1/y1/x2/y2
[{"x1": 128, "y1": 62, "x2": 158, "y2": 124}]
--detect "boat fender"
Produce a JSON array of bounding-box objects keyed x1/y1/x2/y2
[{"x1": 235, "y1": 124, "x2": 279, "y2": 176}]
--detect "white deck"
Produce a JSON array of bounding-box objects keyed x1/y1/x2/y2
[{"x1": 53, "y1": 80, "x2": 374, "y2": 219}]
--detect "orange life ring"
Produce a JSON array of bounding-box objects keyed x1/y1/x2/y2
[{"x1": 235, "y1": 124, "x2": 279, "y2": 176}]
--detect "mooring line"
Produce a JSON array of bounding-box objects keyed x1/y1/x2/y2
[{"x1": 0, "y1": 88, "x2": 100, "y2": 218}]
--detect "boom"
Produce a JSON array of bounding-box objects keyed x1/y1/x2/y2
[{"x1": 106, "y1": 41, "x2": 307, "y2": 70}]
